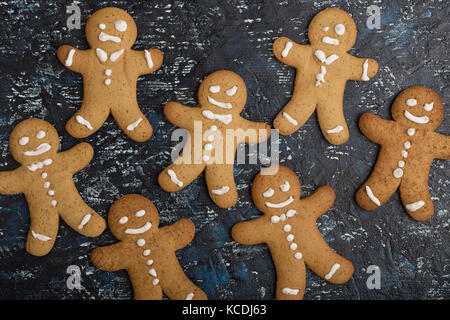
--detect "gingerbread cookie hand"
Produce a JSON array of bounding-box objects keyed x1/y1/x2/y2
[
  {"x1": 232, "y1": 166, "x2": 354, "y2": 300},
  {"x1": 91, "y1": 194, "x2": 207, "y2": 300},
  {"x1": 272, "y1": 8, "x2": 379, "y2": 145},
  {"x1": 356, "y1": 86, "x2": 449, "y2": 221},
  {"x1": 0, "y1": 119, "x2": 105, "y2": 256},
  {"x1": 58, "y1": 7, "x2": 163, "y2": 142}
]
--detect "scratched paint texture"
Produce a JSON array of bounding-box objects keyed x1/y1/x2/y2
[{"x1": 0, "y1": 0, "x2": 448, "y2": 300}]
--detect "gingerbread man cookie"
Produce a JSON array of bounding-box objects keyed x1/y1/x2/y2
[
  {"x1": 57, "y1": 7, "x2": 163, "y2": 142},
  {"x1": 231, "y1": 165, "x2": 354, "y2": 300},
  {"x1": 91, "y1": 194, "x2": 207, "y2": 300},
  {"x1": 158, "y1": 70, "x2": 271, "y2": 208},
  {"x1": 272, "y1": 8, "x2": 379, "y2": 145},
  {"x1": 0, "y1": 119, "x2": 105, "y2": 256},
  {"x1": 356, "y1": 86, "x2": 449, "y2": 221}
]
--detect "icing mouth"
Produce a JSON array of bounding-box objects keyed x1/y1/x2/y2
[
  {"x1": 322, "y1": 36, "x2": 339, "y2": 45},
  {"x1": 207, "y1": 96, "x2": 232, "y2": 109},
  {"x1": 23, "y1": 143, "x2": 51, "y2": 156},
  {"x1": 99, "y1": 32, "x2": 121, "y2": 43},
  {"x1": 265, "y1": 196, "x2": 294, "y2": 208},
  {"x1": 202, "y1": 110, "x2": 233, "y2": 124},
  {"x1": 404, "y1": 110, "x2": 429, "y2": 124},
  {"x1": 124, "y1": 222, "x2": 152, "y2": 234}
]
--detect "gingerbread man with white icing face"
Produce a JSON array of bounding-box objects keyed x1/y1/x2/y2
[
  {"x1": 272, "y1": 8, "x2": 378, "y2": 145},
  {"x1": 356, "y1": 86, "x2": 449, "y2": 221},
  {"x1": 91, "y1": 194, "x2": 207, "y2": 300},
  {"x1": 158, "y1": 70, "x2": 271, "y2": 209},
  {"x1": 232, "y1": 166, "x2": 354, "y2": 300},
  {"x1": 57, "y1": 7, "x2": 163, "y2": 142},
  {"x1": 0, "y1": 119, "x2": 106, "y2": 256}
]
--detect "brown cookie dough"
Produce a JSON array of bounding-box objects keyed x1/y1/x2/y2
[
  {"x1": 232, "y1": 165, "x2": 354, "y2": 300},
  {"x1": 356, "y1": 86, "x2": 449, "y2": 221},
  {"x1": 57, "y1": 7, "x2": 163, "y2": 142},
  {"x1": 91, "y1": 194, "x2": 207, "y2": 300},
  {"x1": 272, "y1": 8, "x2": 378, "y2": 145},
  {"x1": 0, "y1": 119, "x2": 105, "y2": 256}
]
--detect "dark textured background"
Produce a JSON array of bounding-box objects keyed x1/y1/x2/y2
[{"x1": 0, "y1": 0, "x2": 448, "y2": 300}]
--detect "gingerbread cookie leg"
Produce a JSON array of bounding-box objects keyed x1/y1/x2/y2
[
  {"x1": 160, "y1": 262, "x2": 207, "y2": 300},
  {"x1": 399, "y1": 168, "x2": 434, "y2": 221},
  {"x1": 356, "y1": 151, "x2": 401, "y2": 210},
  {"x1": 26, "y1": 205, "x2": 59, "y2": 256},
  {"x1": 272, "y1": 250, "x2": 306, "y2": 300},
  {"x1": 302, "y1": 230, "x2": 354, "y2": 284},
  {"x1": 110, "y1": 101, "x2": 153, "y2": 143},
  {"x1": 205, "y1": 164, "x2": 238, "y2": 208},
  {"x1": 273, "y1": 92, "x2": 317, "y2": 136},
  {"x1": 66, "y1": 102, "x2": 110, "y2": 138},
  {"x1": 127, "y1": 270, "x2": 163, "y2": 300},
  {"x1": 57, "y1": 188, "x2": 105, "y2": 237},
  {"x1": 316, "y1": 99, "x2": 349, "y2": 145}
]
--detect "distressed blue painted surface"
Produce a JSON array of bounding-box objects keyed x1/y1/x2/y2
[{"x1": 0, "y1": 0, "x2": 448, "y2": 299}]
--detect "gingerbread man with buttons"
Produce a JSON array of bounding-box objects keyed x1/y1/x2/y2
[
  {"x1": 356, "y1": 86, "x2": 449, "y2": 221},
  {"x1": 91, "y1": 194, "x2": 207, "y2": 300},
  {"x1": 158, "y1": 70, "x2": 271, "y2": 208},
  {"x1": 0, "y1": 119, "x2": 106, "y2": 256},
  {"x1": 57, "y1": 7, "x2": 163, "y2": 142},
  {"x1": 232, "y1": 165, "x2": 354, "y2": 300},
  {"x1": 272, "y1": 8, "x2": 378, "y2": 145}
]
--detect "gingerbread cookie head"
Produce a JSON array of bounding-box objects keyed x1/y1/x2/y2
[
  {"x1": 108, "y1": 194, "x2": 159, "y2": 241},
  {"x1": 9, "y1": 119, "x2": 59, "y2": 166},
  {"x1": 251, "y1": 166, "x2": 301, "y2": 215},
  {"x1": 308, "y1": 8, "x2": 357, "y2": 52},
  {"x1": 85, "y1": 7, "x2": 138, "y2": 52},
  {"x1": 391, "y1": 86, "x2": 444, "y2": 130},
  {"x1": 197, "y1": 70, "x2": 248, "y2": 115}
]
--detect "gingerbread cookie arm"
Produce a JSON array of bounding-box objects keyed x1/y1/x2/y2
[
  {"x1": 430, "y1": 132, "x2": 450, "y2": 160},
  {"x1": 0, "y1": 169, "x2": 23, "y2": 195},
  {"x1": 299, "y1": 186, "x2": 335, "y2": 221},
  {"x1": 345, "y1": 55, "x2": 378, "y2": 82},
  {"x1": 57, "y1": 45, "x2": 89, "y2": 73},
  {"x1": 58, "y1": 142, "x2": 94, "y2": 174},
  {"x1": 231, "y1": 217, "x2": 266, "y2": 245},
  {"x1": 161, "y1": 218, "x2": 195, "y2": 250},
  {"x1": 163, "y1": 102, "x2": 200, "y2": 131},
  {"x1": 205, "y1": 164, "x2": 238, "y2": 208},
  {"x1": 131, "y1": 48, "x2": 164, "y2": 76},
  {"x1": 273, "y1": 37, "x2": 306, "y2": 68},
  {"x1": 91, "y1": 242, "x2": 127, "y2": 272},
  {"x1": 359, "y1": 113, "x2": 395, "y2": 145}
]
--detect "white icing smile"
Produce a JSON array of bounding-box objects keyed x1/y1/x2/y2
[
  {"x1": 404, "y1": 110, "x2": 429, "y2": 124},
  {"x1": 265, "y1": 196, "x2": 294, "y2": 208},
  {"x1": 322, "y1": 36, "x2": 339, "y2": 45},
  {"x1": 125, "y1": 222, "x2": 152, "y2": 234},
  {"x1": 98, "y1": 31, "x2": 121, "y2": 43},
  {"x1": 207, "y1": 96, "x2": 232, "y2": 109},
  {"x1": 23, "y1": 143, "x2": 51, "y2": 156}
]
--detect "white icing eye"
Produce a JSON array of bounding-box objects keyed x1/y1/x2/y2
[
  {"x1": 226, "y1": 86, "x2": 238, "y2": 96},
  {"x1": 424, "y1": 102, "x2": 434, "y2": 111},
  {"x1": 263, "y1": 188, "x2": 275, "y2": 198},
  {"x1": 99, "y1": 23, "x2": 106, "y2": 30},
  {"x1": 135, "y1": 210, "x2": 146, "y2": 217},
  {"x1": 36, "y1": 130, "x2": 46, "y2": 139},
  {"x1": 334, "y1": 24, "x2": 345, "y2": 35},
  {"x1": 19, "y1": 136, "x2": 29, "y2": 146},
  {"x1": 209, "y1": 85, "x2": 220, "y2": 93},
  {"x1": 322, "y1": 26, "x2": 329, "y2": 31},
  {"x1": 119, "y1": 216, "x2": 128, "y2": 224},
  {"x1": 115, "y1": 20, "x2": 127, "y2": 32},
  {"x1": 280, "y1": 181, "x2": 290, "y2": 192},
  {"x1": 406, "y1": 99, "x2": 417, "y2": 106}
]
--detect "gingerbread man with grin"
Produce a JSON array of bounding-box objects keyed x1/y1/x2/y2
[{"x1": 57, "y1": 7, "x2": 163, "y2": 142}]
